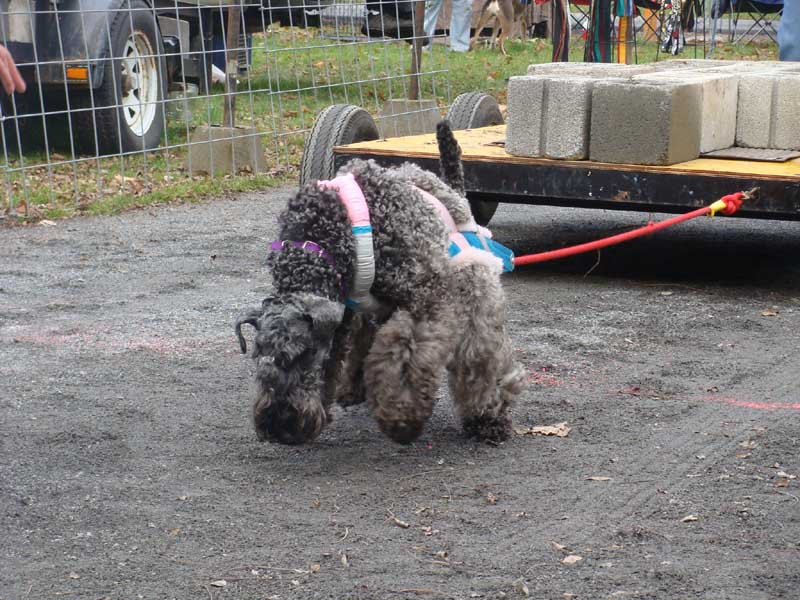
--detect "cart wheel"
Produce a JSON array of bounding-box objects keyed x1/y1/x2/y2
[
  {"x1": 300, "y1": 104, "x2": 380, "y2": 186},
  {"x1": 446, "y1": 93, "x2": 503, "y2": 226},
  {"x1": 446, "y1": 92, "x2": 504, "y2": 130}
]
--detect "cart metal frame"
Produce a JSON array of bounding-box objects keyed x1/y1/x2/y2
[{"x1": 334, "y1": 125, "x2": 800, "y2": 221}]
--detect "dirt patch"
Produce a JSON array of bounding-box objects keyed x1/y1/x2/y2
[{"x1": 2, "y1": 192, "x2": 798, "y2": 599}]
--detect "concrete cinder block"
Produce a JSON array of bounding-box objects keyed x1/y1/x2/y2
[
  {"x1": 505, "y1": 76, "x2": 546, "y2": 157},
  {"x1": 542, "y1": 77, "x2": 596, "y2": 159},
  {"x1": 634, "y1": 71, "x2": 738, "y2": 153},
  {"x1": 650, "y1": 58, "x2": 732, "y2": 71},
  {"x1": 735, "y1": 73, "x2": 776, "y2": 148},
  {"x1": 704, "y1": 60, "x2": 786, "y2": 75},
  {"x1": 590, "y1": 80, "x2": 702, "y2": 165},
  {"x1": 187, "y1": 126, "x2": 266, "y2": 175},
  {"x1": 771, "y1": 74, "x2": 800, "y2": 150},
  {"x1": 526, "y1": 62, "x2": 654, "y2": 77}
]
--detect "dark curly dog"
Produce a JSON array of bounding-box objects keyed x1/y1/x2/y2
[{"x1": 236, "y1": 121, "x2": 524, "y2": 445}]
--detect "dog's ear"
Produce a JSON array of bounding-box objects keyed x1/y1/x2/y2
[{"x1": 301, "y1": 295, "x2": 344, "y2": 341}]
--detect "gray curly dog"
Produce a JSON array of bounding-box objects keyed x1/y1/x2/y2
[{"x1": 235, "y1": 120, "x2": 524, "y2": 445}]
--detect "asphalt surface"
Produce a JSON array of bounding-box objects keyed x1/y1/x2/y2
[{"x1": 1, "y1": 188, "x2": 798, "y2": 600}]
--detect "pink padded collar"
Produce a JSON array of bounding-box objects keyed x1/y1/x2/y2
[{"x1": 317, "y1": 173, "x2": 370, "y2": 229}]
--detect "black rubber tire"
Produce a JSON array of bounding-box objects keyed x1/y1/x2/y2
[
  {"x1": 446, "y1": 93, "x2": 503, "y2": 226},
  {"x1": 299, "y1": 104, "x2": 380, "y2": 186},
  {"x1": 75, "y1": 0, "x2": 166, "y2": 155},
  {"x1": 446, "y1": 92, "x2": 504, "y2": 131}
]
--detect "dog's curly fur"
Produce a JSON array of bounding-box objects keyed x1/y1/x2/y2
[{"x1": 236, "y1": 121, "x2": 524, "y2": 445}]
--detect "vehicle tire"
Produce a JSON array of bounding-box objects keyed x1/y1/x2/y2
[
  {"x1": 75, "y1": 0, "x2": 166, "y2": 155},
  {"x1": 299, "y1": 104, "x2": 379, "y2": 186},
  {"x1": 446, "y1": 92, "x2": 503, "y2": 226},
  {"x1": 446, "y1": 92, "x2": 504, "y2": 131}
]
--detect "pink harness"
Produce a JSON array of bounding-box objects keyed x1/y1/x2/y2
[
  {"x1": 317, "y1": 174, "x2": 502, "y2": 312},
  {"x1": 412, "y1": 187, "x2": 503, "y2": 271}
]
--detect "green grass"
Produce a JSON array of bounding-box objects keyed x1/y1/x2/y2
[{"x1": 1, "y1": 25, "x2": 778, "y2": 221}]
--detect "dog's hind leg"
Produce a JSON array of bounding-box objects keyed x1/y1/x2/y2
[
  {"x1": 470, "y1": 1, "x2": 499, "y2": 50},
  {"x1": 447, "y1": 263, "x2": 524, "y2": 442},
  {"x1": 364, "y1": 308, "x2": 454, "y2": 444},
  {"x1": 496, "y1": 2, "x2": 515, "y2": 56}
]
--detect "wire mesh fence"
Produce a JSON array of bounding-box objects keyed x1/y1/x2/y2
[
  {"x1": 0, "y1": 0, "x2": 451, "y2": 217},
  {"x1": 0, "y1": 0, "x2": 779, "y2": 218}
]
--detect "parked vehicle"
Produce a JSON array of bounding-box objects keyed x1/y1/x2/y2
[{"x1": 0, "y1": 0, "x2": 413, "y2": 155}]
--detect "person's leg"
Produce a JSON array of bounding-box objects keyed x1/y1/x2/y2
[
  {"x1": 424, "y1": 0, "x2": 445, "y2": 42},
  {"x1": 449, "y1": 0, "x2": 474, "y2": 51},
  {"x1": 779, "y1": 0, "x2": 800, "y2": 61}
]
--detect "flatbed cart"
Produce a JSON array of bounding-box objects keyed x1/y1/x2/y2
[{"x1": 300, "y1": 95, "x2": 800, "y2": 227}]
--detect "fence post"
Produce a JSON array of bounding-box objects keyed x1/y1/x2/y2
[
  {"x1": 409, "y1": 0, "x2": 425, "y2": 101},
  {"x1": 223, "y1": 3, "x2": 242, "y2": 128}
]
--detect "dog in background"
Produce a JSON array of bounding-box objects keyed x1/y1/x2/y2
[{"x1": 470, "y1": 0, "x2": 530, "y2": 56}]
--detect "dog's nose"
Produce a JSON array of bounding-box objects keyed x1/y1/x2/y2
[{"x1": 382, "y1": 419, "x2": 425, "y2": 445}]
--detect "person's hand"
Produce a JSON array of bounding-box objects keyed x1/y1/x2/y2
[{"x1": 0, "y1": 44, "x2": 26, "y2": 94}]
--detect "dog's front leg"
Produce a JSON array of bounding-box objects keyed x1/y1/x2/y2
[
  {"x1": 332, "y1": 311, "x2": 378, "y2": 407},
  {"x1": 363, "y1": 308, "x2": 454, "y2": 444}
]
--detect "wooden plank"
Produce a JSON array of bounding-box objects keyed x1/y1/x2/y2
[{"x1": 335, "y1": 125, "x2": 800, "y2": 181}]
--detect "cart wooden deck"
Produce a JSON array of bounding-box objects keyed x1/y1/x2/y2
[{"x1": 333, "y1": 125, "x2": 800, "y2": 221}]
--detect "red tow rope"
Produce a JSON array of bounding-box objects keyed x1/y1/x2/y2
[{"x1": 513, "y1": 189, "x2": 756, "y2": 267}]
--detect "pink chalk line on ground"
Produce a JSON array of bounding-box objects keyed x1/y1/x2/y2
[
  {"x1": 1, "y1": 326, "x2": 231, "y2": 356},
  {"x1": 697, "y1": 396, "x2": 800, "y2": 411}
]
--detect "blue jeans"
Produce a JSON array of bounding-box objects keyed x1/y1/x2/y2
[
  {"x1": 779, "y1": 0, "x2": 800, "y2": 60},
  {"x1": 424, "y1": 0, "x2": 473, "y2": 52}
]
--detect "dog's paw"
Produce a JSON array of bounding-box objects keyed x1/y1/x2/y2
[{"x1": 462, "y1": 414, "x2": 512, "y2": 444}]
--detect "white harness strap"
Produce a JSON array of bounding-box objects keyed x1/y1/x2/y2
[{"x1": 317, "y1": 173, "x2": 382, "y2": 312}]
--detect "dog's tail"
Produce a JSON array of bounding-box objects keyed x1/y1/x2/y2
[
  {"x1": 234, "y1": 308, "x2": 263, "y2": 354},
  {"x1": 436, "y1": 120, "x2": 465, "y2": 197}
]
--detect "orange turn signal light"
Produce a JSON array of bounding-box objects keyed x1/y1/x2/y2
[{"x1": 66, "y1": 66, "x2": 89, "y2": 81}]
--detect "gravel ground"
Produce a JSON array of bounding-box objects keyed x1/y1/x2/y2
[{"x1": 1, "y1": 189, "x2": 798, "y2": 600}]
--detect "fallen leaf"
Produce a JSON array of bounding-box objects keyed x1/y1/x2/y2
[
  {"x1": 775, "y1": 479, "x2": 789, "y2": 488},
  {"x1": 486, "y1": 492, "x2": 498, "y2": 504},
  {"x1": 515, "y1": 422, "x2": 571, "y2": 437},
  {"x1": 777, "y1": 471, "x2": 796, "y2": 479},
  {"x1": 550, "y1": 541, "x2": 569, "y2": 553},
  {"x1": 310, "y1": 563, "x2": 321, "y2": 573},
  {"x1": 341, "y1": 553, "x2": 348, "y2": 567},
  {"x1": 513, "y1": 578, "x2": 530, "y2": 596},
  {"x1": 586, "y1": 476, "x2": 612, "y2": 482},
  {"x1": 209, "y1": 580, "x2": 227, "y2": 587},
  {"x1": 168, "y1": 528, "x2": 181, "y2": 537},
  {"x1": 736, "y1": 452, "x2": 751, "y2": 459},
  {"x1": 68, "y1": 572, "x2": 80, "y2": 580},
  {"x1": 681, "y1": 515, "x2": 698, "y2": 523},
  {"x1": 387, "y1": 510, "x2": 410, "y2": 529},
  {"x1": 761, "y1": 308, "x2": 779, "y2": 317},
  {"x1": 178, "y1": 495, "x2": 188, "y2": 501},
  {"x1": 561, "y1": 555, "x2": 582, "y2": 565}
]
